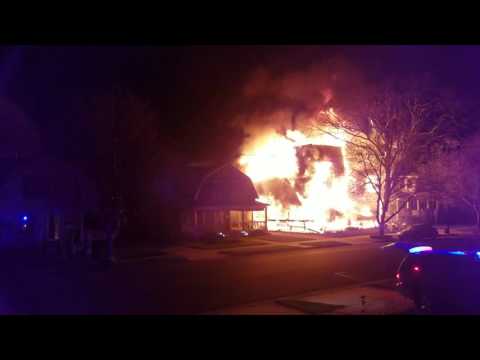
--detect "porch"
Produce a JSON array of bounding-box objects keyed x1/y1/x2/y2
[{"x1": 181, "y1": 203, "x2": 268, "y2": 236}]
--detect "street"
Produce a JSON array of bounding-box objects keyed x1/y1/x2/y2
[{"x1": 0, "y1": 237, "x2": 407, "y2": 314}]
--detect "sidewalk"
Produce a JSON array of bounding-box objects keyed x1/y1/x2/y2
[
  {"x1": 97, "y1": 226, "x2": 480, "y2": 263},
  {"x1": 170, "y1": 227, "x2": 480, "y2": 261},
  {"x1": 207, "y1": 280, "x2": 415, "y2": 315},
  {"x1": 115, "y1": 232, "x2": 391, "y2": 262},
  {"x1": 259, "y1": 232, "x2": 390, "y2": 246}
]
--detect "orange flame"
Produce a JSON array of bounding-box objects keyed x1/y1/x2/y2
[{"x1": 239, "y1": 110, "x2": 376, "y2": 233}]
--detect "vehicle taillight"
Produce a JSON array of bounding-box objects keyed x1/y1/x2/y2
[
  {"x1": 412, "y1": 265, "x2": 421, "y2": 272},
  {"x1": 396, "y1": 273, "x2": 400, "y2": 280}
]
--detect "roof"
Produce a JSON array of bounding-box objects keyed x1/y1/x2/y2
[
  {"x1": 0, "y1": 156, "x2": 98, "y2": 210},
  {"x1": 0, "y1": 97, "x2": 42, "y2": 158},
  {"x1": 0, "y1": 158, "x2": 18, "y2": 185},
  {"x1": 396, "y1": 191, "x2": 440, "y2": 200},
  {"x1": 160, "y1": 163, "x2": 266, "y2": 210}
]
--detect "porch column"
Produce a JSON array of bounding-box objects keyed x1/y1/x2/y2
[
  {"x1": 434, "y1": 201, "x2": 439, "y2": 225},
  {"x1": 79, "y1": 212, "x2": 83, "y2": 254},
  {"x1": 41, "y1": 212, "x2": 49, "y2": 254},
  {"x1": 225, "y1": 210, "x2": 231, "y2": 231},
  {"x1": 264, "y1": 207, "x2": 268, "y2": 231},
  {"x1": 397, "y1": 199, "x2": 401, "y2": 224},
  {"x1": 58, "y1": 213, "x2": 66, "y2": 259},
  {"x1": 85, "y1": 215, "x2": 93, "y2": 257}
]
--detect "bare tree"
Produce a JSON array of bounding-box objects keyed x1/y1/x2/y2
[
  {"x1": 314, "y1": 81, "x2": 454, "y2": 236},
  {"x1": 82, "y1": 89, "x2": 175, "y2": 244},
  {"x1": 425, "y1": 135, "x2": 480, "y2": 229}
]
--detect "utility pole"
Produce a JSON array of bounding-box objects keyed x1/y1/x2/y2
[
  {"x1": 107, "y1": 86, "x2": 121, "y2": 264},
  {"x1": 112, "y1": 87, "x2": 120, "y2": 210}
]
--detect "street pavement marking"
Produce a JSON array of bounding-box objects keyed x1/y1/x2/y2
[
  {"x1": 118, "y1": 255, "x2": 188, "y2": 263},
  {"x1": 334, "y1": 272, "x2": 358, "y2": 281}
]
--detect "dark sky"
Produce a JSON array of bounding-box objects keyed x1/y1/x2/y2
[{"x1": 2, "y1": 45, "x2": 480, "y2": 164}]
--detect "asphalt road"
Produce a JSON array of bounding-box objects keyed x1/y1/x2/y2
[{"x1": 0, "y1": 242, "x2": 407, "y2": 314}]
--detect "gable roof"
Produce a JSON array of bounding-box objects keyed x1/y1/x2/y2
[
  {"x1": 0, "y1": 156, "x2": 98, "y2": 210},
  {"x1": 159, "y1": 163, "x2": 266, "y2": 209},
  {"x1": 0, "y1": 157, "x2": 18, "y2": 185}
]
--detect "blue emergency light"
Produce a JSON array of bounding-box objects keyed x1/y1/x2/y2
[{"x1": 409, "y1": 246, "x2": 433, "y2": 254}]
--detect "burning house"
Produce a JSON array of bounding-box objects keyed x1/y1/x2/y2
[{"x1": 239, "y1": 126, "x2": 377, "y2": 233}]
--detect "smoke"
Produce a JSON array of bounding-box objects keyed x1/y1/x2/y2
[
  {"x1": 233, "y1": 56, "x2": 365, "y2": 156},
  {"x1": 241, "y1": 57, "x2": 359, "y2": 108},
  {"x1": 234, "y1": 55, "x2": 368, "y2": 213}
]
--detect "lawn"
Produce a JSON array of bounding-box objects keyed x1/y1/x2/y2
[{"x1": 257, "y1": 234, "x2": 316, "y2": 242}]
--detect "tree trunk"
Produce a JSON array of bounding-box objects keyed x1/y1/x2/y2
[
  {"x1": 378, "y1": 222, "x2": 386, "y2": 237},
  {"x1": 475, "y1": 207, "x2": 480, "y2": 232},
  {"x1": 380, "y1": 177, "x2": 392, "y2": 238},
  {"x1": 378, "y1": 202, "x2": 388, "y2": 237},
  {"x1": 444, "y1": 205, "x2": 450, "y2": 234}
]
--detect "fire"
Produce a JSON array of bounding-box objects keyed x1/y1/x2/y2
[{"x1": 239, "y1": 111, "x2": 376, "y2": 233}]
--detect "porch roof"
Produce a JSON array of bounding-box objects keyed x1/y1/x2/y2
[{"x1": 192, "y1": 201, "x2": 268, "y2": 211}]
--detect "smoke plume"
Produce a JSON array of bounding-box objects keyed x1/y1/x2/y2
[
  {"x1": 234, "y1": 55, "x2": 367, "y2": 212},
  {"x1": 233, "y1": 56, "x2": 365, "y2": 155}
]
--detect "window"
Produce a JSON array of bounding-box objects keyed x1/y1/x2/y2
[
  {"x1": 419, "y1": 200, "x2": 427, "y2": 210},
  {"x1": 404, "y1": 177, "x2": 416, "y2": 192},
  {"x1": 428, "y1": 200, "x2": 436, "y2": 209},
  {"x1": 182, "y1": 211, "x2": 194, "y2": 226},
  {"x1": 198, "y1": 211, "x2": 207, "y2": 225},
  {"x1": 22, "y1": 176, "x2": 49, "y2": 199},
  {"x1": 398, "y1": 200, "x2": 407, "y2": 211},
  {"x1": 230, "y1": 210, "x2": 242, "y2": 230},
  {"x1": 214, "y1": 211, "x2": 225, "y2": 226},
  {"x1": 253, "y1": 210, "x2": 265, "y2": 221},
  {"x1": 408, "y1": 199, "x2": 418, "y2": 210}
]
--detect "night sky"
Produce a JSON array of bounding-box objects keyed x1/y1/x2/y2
[{"x1": 2, "y1": 45, "x2": 480, "y2": 167}]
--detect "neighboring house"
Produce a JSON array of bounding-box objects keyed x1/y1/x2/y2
[
  {"x1": 0, "y1": 97, "x2": 99, "y2": 253},
  {"x1": 0, "y1": 156, "x2": 98, "y2": 252},
  {"x1": 388, "y1": 175, "x2": 439, "y2": 229},
  {"x1": 151, "y1": 163, "x2": 268, "y2": 240}
]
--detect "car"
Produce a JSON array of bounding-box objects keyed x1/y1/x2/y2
[
  {"x1": 200, "y1": 231, "x2": 228, "y2": 242},
  {"x1": 228, "y1": 230, "x2": 249, "y2": 240},
  {"x1": 397, "y1": 224, "x2": 438, "y2": 243},
  {"x1": 395, "y1": 242, "x2": 480, "y2": 314}
]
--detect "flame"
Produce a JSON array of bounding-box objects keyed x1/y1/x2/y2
[{"x1": 239, "y1": 110, "x2": 377, "y2": 233}]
